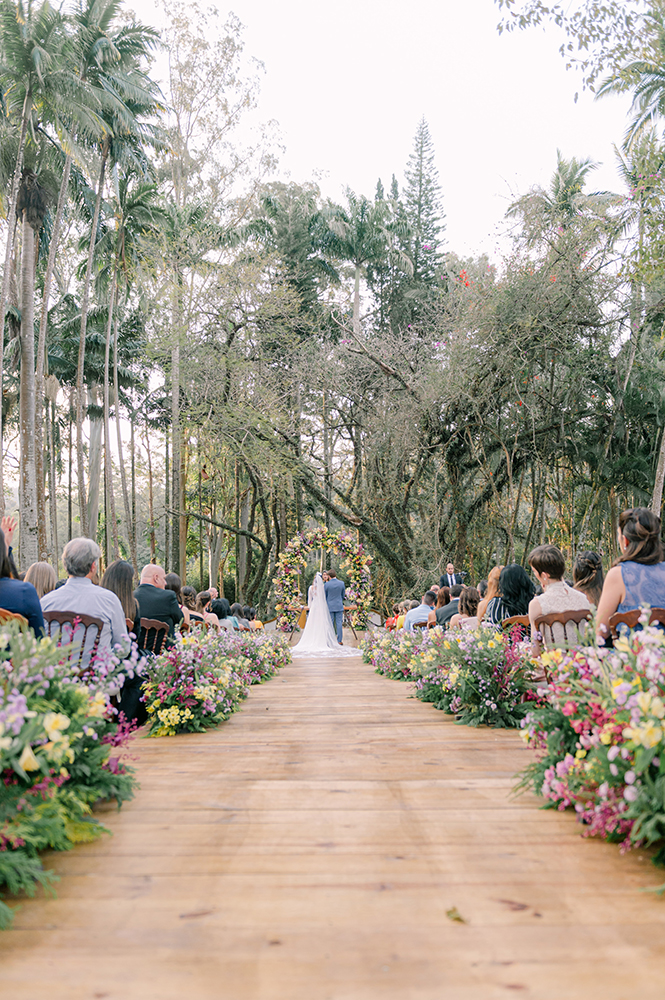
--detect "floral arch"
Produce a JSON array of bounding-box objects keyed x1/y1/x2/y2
[{"x1": 273, "y1": 527, "x2": 373, "y2": 632}]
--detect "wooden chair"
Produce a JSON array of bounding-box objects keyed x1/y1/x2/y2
[
  {"x1": 413, "y1": 620, "x2": 430, "y2": 630},
  {"x1": 178, "y1": 619, "x2": 190, "y2": 634},
  {"x1": 501, "y1": 614, "x2": 530, "y2": 639},
  {"x1": 342, "y1": 605, "x2": 359, "y2": 640},
  {"x1": 139, "y1": 618, "x2": 169, "y2": 656},
  {"x1": 609, "y1": 607, "x2": 665, "y2": 638},
  {"x1": 125, "y1": 617, "x2": 135, "y2": 632},
  {"x1": 534, "y1": 609, "x2": 592, "y2": 649},
  {"x1": 0, "y1": 608, "x2": 28, "y2": 629},
  {"x1": 42, "y1": 610, "x2": 105, "y2": 671}
]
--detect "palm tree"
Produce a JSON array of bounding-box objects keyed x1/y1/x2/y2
[
  {"x1": 74, "y1": 19, "x2": 162, "y2": 536},
  {"x1": 507, "y1": 150, "x2": 616, "y2": 231},
  {"x1": 0, "y1": 0, "x2": 64, "y2": 517}
]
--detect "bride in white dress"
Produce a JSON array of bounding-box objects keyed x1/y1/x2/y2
[{"x1": 292, "y1": 571, "x2": 360, "y2": 657}]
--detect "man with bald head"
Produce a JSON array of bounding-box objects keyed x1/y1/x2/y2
[{"x1": 134, "y1": 563, "x2": 183, "y2": 637}]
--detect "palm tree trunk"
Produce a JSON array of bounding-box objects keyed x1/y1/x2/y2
[
  {"x1": 87, "y1": 386, "x2": 102, "y2": 539},
  {"x1": 76, "y1": 147, "x2": 108, "y2": 538},
  {"x1": 19, "y1": 208, "x2": 39, "y2": 566},
  {"x1": 0, "y1": 103, "x2": 30, "y2": 518},
  {"x1": 102, "y1": 273, "x2": 119, "y2": 559},
  {"x1": 36, "y1": 154, "x2": 72, "y2": 558},
  {"x1": 114, "y1": 299, "x2": 137, "y2": 574},
  {"x1": 48, "y1": 397, "x2": 59, "y2": 569},
  {"x1": 145, "y1": 421, "x2": 156, "y2": 561}
]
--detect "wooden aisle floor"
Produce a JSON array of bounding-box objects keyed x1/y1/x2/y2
[{"x1": 2, "y1": 650, "x2": 665, "y2": 1000}]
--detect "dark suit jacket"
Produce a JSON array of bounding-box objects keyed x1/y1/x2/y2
[
  {"x1": 133, "y1": 584, "x2": 183, "y2": 637},
  {"x1": 440, "y1": 573, "x2": 463, "y2": 589},
  {"x1": 435, "y1": 600, "x2": 459, "y2": 629}
]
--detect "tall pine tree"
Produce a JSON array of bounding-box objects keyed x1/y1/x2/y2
[{"x1": 403, "y1": 117, "x2": 445, "y2": 307}]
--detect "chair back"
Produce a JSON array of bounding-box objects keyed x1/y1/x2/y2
[
  {"x1": 534, "y1": 609, "x2": 592, "y2": 649},
  {"x1": 413, "y1": 620, "x2": 429, "y2": 630},
  {"x1": 0, "y1": 608, "x2": 28, "y2": 629},
  {"x1": 42, "y1": 610, "x2": 105, "y2": 672},
  {"x1": 501, "y1": 614, "x2": 530, "y2": 639},
  {"x1": 178, "y1": 619, "x2": 190, "y2": 634},
  {"x1": 139, "y1": 617, "x2": 169, "y2": 656},
  {"x1": 609, "y1": 607, "x2": 665, "y2": 638}
]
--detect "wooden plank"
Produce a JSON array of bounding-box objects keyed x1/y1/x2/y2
[{"x1": 2, "y1": 655, "x2": 665, "y2": 999}]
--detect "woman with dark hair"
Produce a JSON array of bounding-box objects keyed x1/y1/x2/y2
[
  {"x1": 484, "y1": 564, "x2": 536, "y2": 626},
  {"x1": 182, "y1": 585, "x2": 205, "y2": 623},
  {"x1": 210, "y1": 597, "x2": 236, "y2": 631},
  {"x1": 428, "y1": 586, "x2": 450, "y2": 626},
  {"x1": 597, "y1": 507, "x2": 665, "y2": 641},
  {"x1": 100, "y1": 559, "x2": 146, "y2": 724},
  {"x1": 165, "y1": 572, "x2": 190, "y2": 626},
  {"x1": 101, "y1": 560, "x2": 140, "y2": 633},
  {"x1": 231, "y1": 602, "x2": 251, "y2": 629},
  {"x1": 0, "y1": 524, "x2": 44, "y2": 635},
  {"x1": 449, "y1": 586, "x2": 480, "y2": 630},
  {"x1": 573, "y1": 551, "x2": 604, "y2": 607},
  {"x1": 196, "y1": 591, "x2": 220, "y2": 627}
]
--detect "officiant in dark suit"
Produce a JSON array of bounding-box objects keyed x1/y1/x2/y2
[
  {"x1": 440, "y1": 562, "x2": 463, "y2": 590},
  {"x1": 134, "y1": 563, "x2": 183, "y2": 638},
  {"x1": 323, "y1": 570, "x2": 346, "y2": 644}
]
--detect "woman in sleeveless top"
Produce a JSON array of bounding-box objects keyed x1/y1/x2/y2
[
  {"x1": 528, "y1": 544, "x2": 591, "y2": 654},
  {"x1": 597, "y1": 508, "x2": 665, "y2": 643}
]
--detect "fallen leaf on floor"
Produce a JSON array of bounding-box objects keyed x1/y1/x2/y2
[
  {"x1": 446, "y1": 906, "x2": 466, "y2": 923},
  {"x1": 496, "y1": 899, "x2": 529, "y2": 911},
  {"x1": 179, "y1": 909, "x2": 215, "y2": 919}
]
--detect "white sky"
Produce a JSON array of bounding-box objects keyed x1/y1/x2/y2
[{"x1": 134, "y1": 0, "x2": 632, "y2": 260}]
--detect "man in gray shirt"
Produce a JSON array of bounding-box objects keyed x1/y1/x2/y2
[{"x1": 41, "y1": 538, "x2": 130, "y2": 670}]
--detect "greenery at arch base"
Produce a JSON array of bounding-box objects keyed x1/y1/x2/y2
[{"x1": 274, "y1": 527, "x2": 373, "y2": 632}]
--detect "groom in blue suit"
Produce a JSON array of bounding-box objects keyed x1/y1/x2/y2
[{"x1": 323, "y1": 570, "x2": 346, "y2": 643}]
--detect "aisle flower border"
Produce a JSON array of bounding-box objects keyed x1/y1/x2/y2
[{"x1": 274, "y1": 527, "x2": 372, "y2": 631}]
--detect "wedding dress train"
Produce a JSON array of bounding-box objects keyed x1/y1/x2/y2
[{"x1": 291, "y1": 572, "x2": 360, "y2": 657}]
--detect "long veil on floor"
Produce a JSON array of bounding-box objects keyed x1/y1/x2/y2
[{"x1": 292, "y1": 571, "x2": 360, "y2": 657}]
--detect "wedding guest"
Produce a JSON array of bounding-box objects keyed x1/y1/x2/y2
[
  {"x1": 101, "y1": 559, "x2": 146, "y2": 723},
  {"x1": 386, "y1": 603, "x2": 401, "y2": 630},
  {"x1": 428, "y1": 587, "x2": 450, "y2": 626},
  {"x1": 477, "y1": 579, "x2": 488, "y2": 600},
  {"x1": 196, "y1": 591, "x2": 220, "y2": 627},
  {"x1": 42, "y1": 538, "x2": 128, "y2": 665},
  {"x1": 210, "y1": 597, "x2": 236, "y2": 631},
  {"x1": 244, "y1": 605, "x2": 263, "y2": 630},
  {"x1": 395, "y1": 601, "x2": 410, "y2": 630},
  {"x1": 596, "y1": 507, "x2": 665, "y2": 643},
  {"x1": 182, "y1": 585, "x2": 205, "y2": 623},
  {"x1": 0, "y1": 526, "x2": 44, "y2": 635},
  {"x1": 404, "y1": 591, "x2": 437, "y2": 632},
  {"x1": 231, "y1": 602, "x2": 251, "y2": 629},
  {"x1": 435, "y1": 584, "x2": 464, "y2": 628},
  {"x1": 165, "y1": 572, "x2": 190, "y2": 626},
  {"x1": 24, "y1": 561, "x2": 57, "y2": 599},
  {"x1": 528, "y1": 545, "x2": 591, "y2": 653},
  {"x1": 134, "y1": 564, "x2": 183, "y2": 638},
  {"x1": 478, "y1": 565, "x2": 503, "y2": 622},
  {"x1": 449, "y1": 586, "x2": 481, "y2": 631},
  {"x1": 573, "y1": 551, "x2": 604, "y2": 607},
  {"x1": 484, "y1": 564, "x2": 535, "y2": 627}
]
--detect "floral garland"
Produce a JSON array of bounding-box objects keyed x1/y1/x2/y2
[{"x1": 274, "y1": 527, "x2": 372, "y2": 631}]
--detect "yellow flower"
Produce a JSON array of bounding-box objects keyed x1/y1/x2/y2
[
  {"x1": 43, "y1": 712, "x2": 70, "y2": 742},
  {"x1": 642, "y1": 724, "x2": 663, "y2": 748},
  {"x1": 614, "y1": 638, "x2": 633, "y2": 654},
  {"x1": 651, "y1": 697, "x2": 665, "y2": 720},
  {"x1": 443, "y1": 641, "x2": 451, "y2": 650},
  {"x1": 87, "y1": 692, "x2": 107, "y2": 718},
  {"x1": 636, "y1": 691, "x2": 652, "y2": 714},
  {"x1": 19, "y1": 745, "x2": 40, "y2": 771},
  {"x1": 488, "y1": 641, "x2": 496, "y2": 649},
  {"x1": 575, "y1": 749, "x2": 587, "y2": 759}
]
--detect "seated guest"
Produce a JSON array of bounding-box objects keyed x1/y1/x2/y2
[
  {"x1": 477, "y1": 579, "x2": 488, "y2": 600},
  {"x1": 573, "y1": 551, "x2": 604, "y2": 608},
  {"x1": 528, "y1": 545, "x2": 591, "y2": 654},
  {"x1": 210, "y1": 597, "x2": 236, "y2": 631},
  {"x1": 165, "y1": 572, "x2": 190, "y2": 626},
  {"x1": 41, "y1": 538, "x2": 128, "y2": 666},
  {"x1": 244, "y1": 605, "x2": 263, "y2": 629},
  {"x1": 0, "y1": 526, "x2": 44, "y2": 635},
  {"x1": 449, "y1": 586, "x2": 481, "y2": 631},
  {"x1": 478, "y1": 565, "x2": 503, "y2": 622},
  {"x1": 597, "y1": 507, "x2": 665, "y2": 643},
  {"x1": 385, "y1": 603, "x2": 400, "y2": 630},
  {"x1": 231, "y1": 602, "x2": 251, "y2": 629},
  {"x1": 134, "y1": 563, "x2": 183, "y2": 638},
  {"x1": 182, "y1": 585, "x2": 205, "y2": 623},
  {"x1": 101, "y1": 559, "x2": 146, "y2": 724},
  {"x1": 196, "y1": 590, "x2": 220, "y2": 626},
  {"x1": 24, "y1": 561, "x2": 57, "y2": 599},
  {"x1": 484, "y1": 564, "x2": 535, "y2": 627},
  {"x1": 440, "y1": 562, "x2": 462, "y2": 589},
  {"x1": 428, "y1": 587, "x2": 450, "y2": 627},
  {"x1": 404, "y1": 591, "x2": 437, "y2": 632},
  {"x1": 395, "y1": 601, "x2": 409, "y2": 630},
  {"x1": 436, "y1": 584, "x2": 464, "y2": 628},
  {"x1": 430, "y1": 584, "x2": 440, "y2": 595}
]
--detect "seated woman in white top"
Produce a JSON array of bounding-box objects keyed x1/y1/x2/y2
[
  {"x1": 527, "y1": 544, "x2": 591, "y2": 655},
  {"x1": 449, "y1": 586, "x2": 480, "y2": 631}
]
